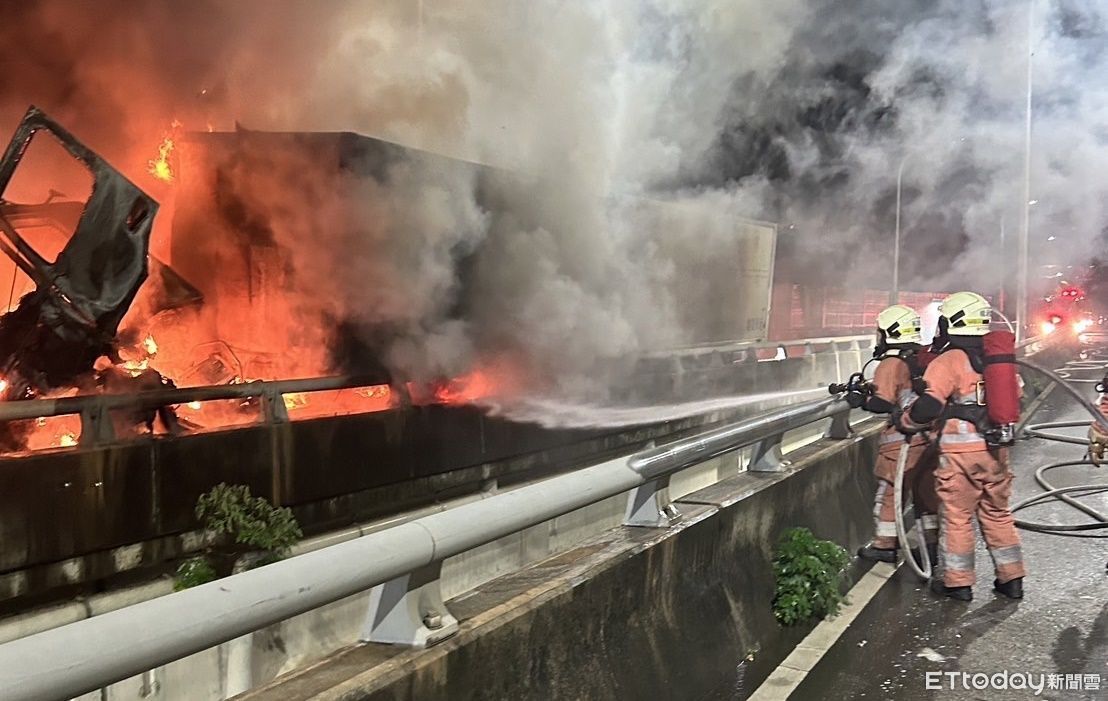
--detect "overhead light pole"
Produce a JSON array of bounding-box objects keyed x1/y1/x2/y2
[
  {"x1": 1016, "y1": 0, "x2": 1034, "y2": 343},
  {"x1": 891, "y1": 154, "x2": 910, "y2": 305},
  {"x1": 999, "y1": 217, "x2": 1007, "y2": 316}
]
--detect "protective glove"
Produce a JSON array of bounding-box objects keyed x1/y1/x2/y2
[
  {"x1": 845, "y1": 390, "x2": 866, "y2": 409},
  {"x1": 895, "y1": 408, "x2": 924, "y2": 436},
  {"x1": 1089, "y1": 423, "x2": 1108, "y2": 466},
  {"x1": 911, "y1": 376, "x2": 928, "y2": 398}
]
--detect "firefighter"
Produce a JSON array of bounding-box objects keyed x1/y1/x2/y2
[
  {"x1": 857, "y1": 304, "x2": 940, "y2": 563},
  {"x1": 899, "y1": 291, "x2": 1025, "y2": 602}
]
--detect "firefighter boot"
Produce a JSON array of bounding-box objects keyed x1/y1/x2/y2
[
  {"x1": 994, "y1": 577, "x2": 1024, "y2": 599},
  {"x1": 930, "y1": 579, "x2": 973, "y2": 602},
  {"x1": 858, "y1": 545, "x2": 898, "y2": 563}
]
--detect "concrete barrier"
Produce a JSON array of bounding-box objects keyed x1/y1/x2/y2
[{"x1": 240, "y1": 424, "x2": 880, "y2": 701}]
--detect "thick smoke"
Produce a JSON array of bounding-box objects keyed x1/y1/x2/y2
[{"x1": 0, "y1": 1, "x2": 1106, "y2": 402}]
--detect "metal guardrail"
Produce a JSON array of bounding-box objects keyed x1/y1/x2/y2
[
  {"x1": 0, "y1": 373, "x2": 391, "y2": 448},
  {"x1": 0, "y1": 333, "x2": 872, "y2": 451},
  {"x1": 642, "y1": 334, "x2": 873, "y2": 359},
  {"x1": 0, "y1": 395, "x2": 860, "y2": 701}
]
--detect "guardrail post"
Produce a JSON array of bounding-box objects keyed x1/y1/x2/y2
[
  {"x1": 361, "y1": 561, "x2": 458, "y2": 648},
  {"x1": 261, "y1": 390, "x2": 289, "y2": 424},
  {"x1": 1017, "y1": 380, "x2": 1057, "y2": 438},
  {"x1": 624, "y1": 476, "x2": 681, "y2": 527},
  {"x1": 824, "y1": 409, "x2": 854, "y2": 440},
  {"x1": 139, "y1": 669, "x2": 159, "y2": 698},
  {"x1": 749, "y1": 434, "x2": 787, "y2": 472},
  {"x1": 78, "y1": 401, "x2": 114, "y2": 447}
]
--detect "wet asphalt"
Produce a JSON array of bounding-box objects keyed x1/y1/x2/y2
[{"x1": 789, "y1": 397, "x2": 1108, "y2": 700}]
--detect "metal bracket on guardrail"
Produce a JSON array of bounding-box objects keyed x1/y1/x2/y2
[
  {"x1": 361, "y1": 561, "x2": 458, "y2": 648},
  {"x1": 139, "y1": 669, "x2": 159, "y2": 698},
  {"x1": 261, "y1": 390, "x2": 289, "y2": 424},
  {"x1": 823, "y1": 409, "x2": 854, "y2": 440},
  {"x1": 624, "y1": 475, "x2": 682, "y2": 528},
  {"x1": 1017, "y1": 380, "x2": 1057, "y2": 438},
  {"x1": 749, "y1": 434, "x2": 787, "y2": 472},
  {"x1": 78, "y1": 402, "x2": 115, "y2": 447}
]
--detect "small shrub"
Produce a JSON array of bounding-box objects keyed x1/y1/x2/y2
[
  {"x1": 173, "y1": 483, "x2": 302, "y2": 590},
  {"x1": 772, "y1": 527, "x2": 850, "y2": 626},
  {"x1": 196, "y1": 483, "x2": 302, "y2": 554},
  {"x1": 174, "y1": 556, "x2": 217, "y2": 591}
]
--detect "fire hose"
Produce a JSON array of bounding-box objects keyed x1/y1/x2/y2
[{"x1": 893, "y1": 440, "x2": 933, "y2": 578}]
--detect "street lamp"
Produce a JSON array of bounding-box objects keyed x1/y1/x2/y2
[
  {"x1": 1016, "y1": 0, "x2": 1034, "y2": 343},
  {"x1": 891, "y1": 154, "x2": 910, "y2": 305}
]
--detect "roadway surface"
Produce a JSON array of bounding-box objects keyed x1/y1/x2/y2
[{"x1": 785, "y1": 397, "x2": 1108, "y2": 700}]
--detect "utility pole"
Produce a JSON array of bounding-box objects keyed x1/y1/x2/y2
[
  {"x1": 891, "y1": 155, "x2": 909, "y2": 305},
  {"x1": 1016, "y1": 1, "x2": 1034, "y2": 343},
  {"x1": 999, "y1": 217, "x2": 1007, "y2": 316}
]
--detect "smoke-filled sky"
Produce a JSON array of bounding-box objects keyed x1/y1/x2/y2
[{"x1": 0, "y1": 0, "x2": 1105, "y2": 393}]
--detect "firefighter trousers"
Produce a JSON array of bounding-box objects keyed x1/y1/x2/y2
[{"x1": 936, "y1": 448, "x2": 1025, "y2": 587}]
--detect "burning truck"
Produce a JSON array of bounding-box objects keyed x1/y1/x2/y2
[{"x1": 0, "y1": 108, "x2": 459, "y2": 452}]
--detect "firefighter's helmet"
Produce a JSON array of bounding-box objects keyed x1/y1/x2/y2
[
  {"x1": 876, "y1": 304, "x2": 922, "y2": 345},
  {"x1": 939, "y1": 291, "x2": 991, "y2": 336}
]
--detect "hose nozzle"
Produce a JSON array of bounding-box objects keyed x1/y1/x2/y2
[{"x1": 829, "y1": 372, "x2": 873, "y2": 408}]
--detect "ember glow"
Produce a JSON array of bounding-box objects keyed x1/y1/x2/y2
[
  {"x1": 121, "y1": 359, "x2": 149, "y2": 377},
  {"x1": 273, "y1": 385, "x2": 396, "y2": 420},
  {"x1": 282, "y1": 392, "x2": 309, "y2": 411},
  {"x1": 23, "y1": 414, "x2": 83, "y2": 452}
]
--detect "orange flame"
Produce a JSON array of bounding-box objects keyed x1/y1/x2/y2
[
  {"x1": 121, "y1": 358, "x2": 149, "y2": 377},
  {"x1": 434, "y1": 371, "x2": 496, "y2": 405},
  {"x1": 148, "y1": 137, "x2": 175, "y2": 183},
  {"x1": 118, "y1": 334, "x2": 159, "y2": 377}
]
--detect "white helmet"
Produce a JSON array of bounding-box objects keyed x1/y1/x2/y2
[
  {"x1": 939, "y1": 291, "x2": 991, "y2": 336},
  {"x1": 876, "y1": 304, "x2": 922, "y2": 345}
]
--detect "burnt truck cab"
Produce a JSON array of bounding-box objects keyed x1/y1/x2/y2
[{"x1": 0, "y1": 107, "x2": 159, "y2": 398}]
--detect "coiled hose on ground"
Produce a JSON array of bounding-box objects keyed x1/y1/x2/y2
[{"x1": 1012, "y1": 351, "x2": 1108, "y2": 537}]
